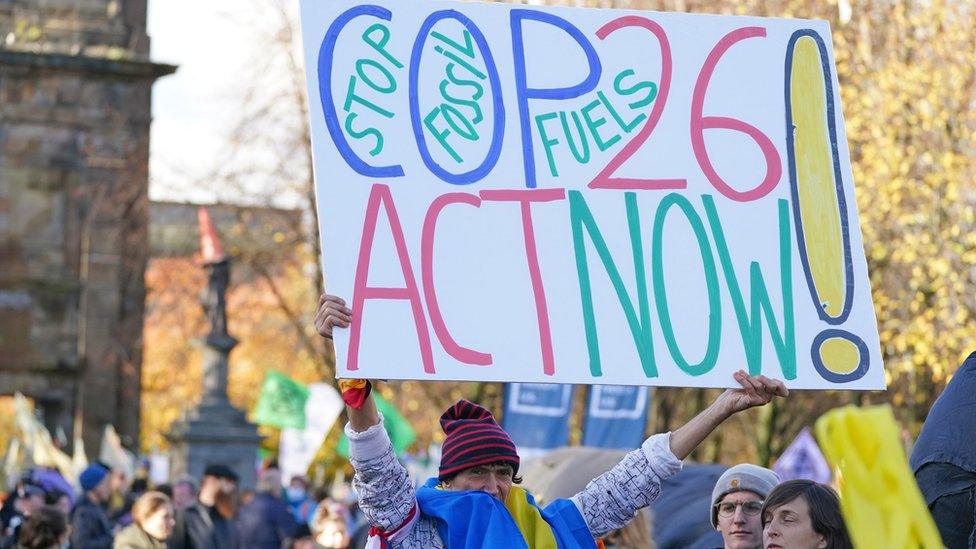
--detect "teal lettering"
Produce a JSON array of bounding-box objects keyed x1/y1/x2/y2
[
  {"x1": 362, "y1": 23, "x2": 404, "y2": 69},
  {"x1": 344, "y1": 113, "x2": 383, "y2": 156},
  {"x1": 356, "y1": 58, "x2": 397, "y2": 94},
  {"x1": 570, "y1": 191, "x2": 657, "y2": 378},
  {"x1": 581, "y1": 99, "x2": 620, "y2": 152},
  {"x1": 702, "y1": 196, "x2": 796, "y2": 379},
  {"x1": 652, "y1": 193, "x2": 722, "y2": 376},
  {"x1": 423, "y1": 108, "x2": 463, "y2": 163},
  {"x1": 439, "y1": 103, "x2": 477, "y2": 141},
  {"x1": 441, "y1": 64, "x2": 484, "y2": 124},
  {"x1": 598, "y1": 91, "x2": 644, "y2": 134},
  {"x1": 431, "y1": 30, "x2": 476, "y2": 59},
  {"x1": 344, "y1": 76, "x2": 394, "y2": 118},
  {"x1": 559, "y1": 110, "x2": 590, "y2": 164},
  {"x1": 434, "y1": 45, "x2": 486, "y2": 80},
  {"x1": 535, "y1": 112, "x2": 560, "y2": 177},
  {"x1": 614, "y1": 69, "x2": 657, "y2": 110}
]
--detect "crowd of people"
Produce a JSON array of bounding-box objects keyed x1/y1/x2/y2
[
  {"x1": 0, "y1": 462, "x2": 360, "y2": 549},
  {"x1": 710, "y1": 465, "x2": 851, "y2": 549},
  {"x1": 0, "y1": 456, "x2": 857, "y2": 549},
  {"x1": 0, "y1": 292, "x2": 968, "y2": 548}
]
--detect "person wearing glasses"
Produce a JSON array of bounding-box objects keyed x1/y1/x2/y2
[{"x1": 710, "y1": 464, "x2": 781, "y2": 549}]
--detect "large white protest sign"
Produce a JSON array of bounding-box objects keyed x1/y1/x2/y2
[{"x1": 300, "y1": 0, "x2": 884, "y2": 389}]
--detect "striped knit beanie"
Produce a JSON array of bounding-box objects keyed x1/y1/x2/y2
[{"x1": 438, "y1": 400, "x2": 520, "y2": 480}]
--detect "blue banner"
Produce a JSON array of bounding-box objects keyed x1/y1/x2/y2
[
  {"x1": 502, "y1": 383, "x2": 575, "y2": 453},
  {"x1": 582, "y1": 385, "x2": 650, "y2": 449}
]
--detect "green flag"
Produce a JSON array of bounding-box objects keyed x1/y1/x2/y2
[
  {"x1": 252, "y1": 371, "x2": 309, "y2": 430},
  {"x1": 337, "y1": 392, "x2": 416, "y2": 457}
]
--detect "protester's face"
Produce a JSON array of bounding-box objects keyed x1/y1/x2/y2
[
  {"x1": 762, "y1": 496, "x2": 826, "y2": 549},
  {"x1": 18, "y1": 494, "x2": 44, "y2": 516},
  {"x1": 716, "y1": 490, "x2": 764, "y2": 549},
  {"x1": 315, "y1": 518, "x2": 350, "y2": 548},
  {"x1": 94, "y1": 477, "x2": 113, "y2": 502},
  {"x1": 139, "y1": 505, "x2": 176, "y2": 540},
  {"x1": 56, "y1": 495, "x2": 72, "y2": 516},
  {"x1": 218, "y1": 477, "x2": 237, "y2": 495},
  {"x1": 287, "y1": 482, "x2": 307, "y2": 501},
  {"x1": 142, "y1": 504, "x2": 176, "y2": 540},
  {"x1": 172, "y1": 483, "x2": 196, "y2": 509},
  {"x1": 288, "y1": 479, "x2": 307, "y2": 498},
  {"x1": 445, "y1": 463, "x2": 514, "y2": 501},
  {"x1": 111, "y1": 470, "x2": 129, "y2": 494}
]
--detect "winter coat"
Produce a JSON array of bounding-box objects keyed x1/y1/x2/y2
[
  {"x1": 70, "y1": 496, "x2": 114, "y2": 549},
  {"x1": 167, "y1": 502, "x2": 237, "y2": 549},
  {"x1": 113, "y1": 524, "x2": 166, "y2": 549},
  {"x1": 235, "y1": 493, "x2": 297, "y2": 549}
]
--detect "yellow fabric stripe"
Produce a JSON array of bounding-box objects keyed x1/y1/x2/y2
[
  {"x1": 504, "y1": 486, "x2": 559, "y2": 549},
  {"x1": 338, "y1": 379, "x2": 369, "y2": 392}
]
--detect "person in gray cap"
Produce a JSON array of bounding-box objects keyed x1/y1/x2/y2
[{"x1": 711, "y1": 464, "x2": 781, "y2": 549}]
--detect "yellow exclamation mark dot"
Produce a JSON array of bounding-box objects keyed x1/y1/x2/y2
[
  {"x1": 787, "y1": 31, "x2": 867, "y2": 381},
  {"x1": 819, "y1": 337, "x2": 860, "y2": 375}
]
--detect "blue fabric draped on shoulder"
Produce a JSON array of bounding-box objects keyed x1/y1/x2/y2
[{"x1": 416, "y1": 478, "x2": 596, "y2": 549}]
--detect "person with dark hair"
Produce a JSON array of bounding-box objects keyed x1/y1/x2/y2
[
  {"x1": 910, "y1": 351, "x2": 976, "y2": 549},
  {"x1": 129, "y1": 480, "x2": 149, "y2": 496},
  {"x1": 167, "y1": 465, "x2": 239, "y2": 549},
  {"x1": 13, "y1": 506, "x2": 67, "y2": 549},
  {"x1": 71, "y1": 464, "x2": 116, "y2": 549},
  {"x1": 42, "y1": 490, "x2": 71, "y2": 519},
  {"x1": 315, "y1": 294, "x2": 789, "y2": 548},
  {"x1": 114, "y1": 478, "x2": 150, "y2": 529},
  {"x1": 2, "y1": 483, "x2": 46, "y2": 549},
  {"x1": 154, "y1": 486, "x2": 173, "y2": 501},
  {"x1": 761, "y1": 479, "x2": 852, "y2": 549},
  {"x1": 114, "y1": 491, "x2": 175, "y2": 549}
]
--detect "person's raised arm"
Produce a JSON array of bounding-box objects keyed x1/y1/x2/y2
[
  {"x1": 314, "y1": 294, "x2": 419, "y2": 540},
  {"x1": 313, "y1": 294, "x2": 379, "y2": 432},
  {"x1": 668, "y1": 370, "x2": 788, "y2": 460},
  {"x1": 572, "y1": 371, "x2": 788, "y2": 537}
]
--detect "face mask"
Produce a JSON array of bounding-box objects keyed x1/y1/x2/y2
[{"x1": 286, "y1": 487, "x2": 306, "y2": 501}]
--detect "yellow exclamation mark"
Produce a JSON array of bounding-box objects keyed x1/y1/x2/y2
[{"x1": 785, "y1": 30, "x2": 868, "y2": 383}]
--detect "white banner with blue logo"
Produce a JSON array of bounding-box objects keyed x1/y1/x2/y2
[
  {"x1": 772, "y1": 427, "x2": 831, "y2": 484},
  {"x1": 502, "y1": 383, "x2": 574, "y2": 457},
  {"x1": 582, "y1": 385, "x2": 650, "y2": 449}
]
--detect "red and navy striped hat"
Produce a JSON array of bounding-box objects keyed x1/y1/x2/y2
[{"x1": 438, "y1": 400, "x2": 520, "y2": 480}]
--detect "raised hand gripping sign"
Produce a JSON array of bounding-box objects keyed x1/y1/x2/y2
[{"x1": 300, "y1": 0, "x2": 884, "y2": 389}]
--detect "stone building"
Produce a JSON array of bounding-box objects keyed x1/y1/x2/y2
[{"x1": 0, "y1": 1, "x2": 174, "y2": 455}]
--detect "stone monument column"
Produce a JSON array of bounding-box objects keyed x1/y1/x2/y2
[{"x1": 167, "y1": 208, "x2": 261, "y2": 489}]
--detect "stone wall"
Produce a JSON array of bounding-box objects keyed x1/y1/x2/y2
[{"x1": 0, "y1": 1, "x2": 174, "y2": 455}]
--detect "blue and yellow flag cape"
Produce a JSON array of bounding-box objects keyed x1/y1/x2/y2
[{"x1": 416, "y1": 478, "x2": 596, "y2": 549}]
